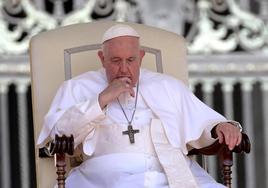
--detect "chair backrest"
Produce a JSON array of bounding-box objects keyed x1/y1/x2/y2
[{"x1": 29, "y1": 20, "x2": 188, "y2": 188}]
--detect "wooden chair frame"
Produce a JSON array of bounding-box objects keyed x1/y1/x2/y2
[{"x1": 39, "y1": 132, "x2": 250, "y2": 188}]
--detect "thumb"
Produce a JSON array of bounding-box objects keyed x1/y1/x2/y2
[{"x1": 217, "y1": 130, "x2": 224, "y2": 144}]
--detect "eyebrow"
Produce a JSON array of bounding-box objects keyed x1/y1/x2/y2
[
  {"x1": 110, "y1": 57, "x2": 121, "y2": 61},
  {"x1": 109, "y1": 56, "x2": 137, "y2": 62},
  {"x1": 128, "y1": 57, "x2": 136, "y2": 60}
]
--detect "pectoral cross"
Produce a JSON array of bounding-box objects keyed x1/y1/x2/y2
[{"x1": 122, "y1": 125, "x2": 140, "y2": 144}]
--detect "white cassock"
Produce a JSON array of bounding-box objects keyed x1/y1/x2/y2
[{"x1": 37, "y1": 68, "x2": 235, "y2": 188}]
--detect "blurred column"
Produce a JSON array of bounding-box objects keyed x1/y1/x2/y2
[
  {"x1": 258, "y1": 0, "x2": 268, "y2": 21},
  {"x1": 222, "y1": 78, "x2": 237, "y2": 188},
  {"x1": 33, "y1": 0, "x2": 44, "y2": 9},
  {"x1": 189, "y1": 78, "x2": 198, "y2": 92},
  {"x1": 0, "y1": 80, "x2": 11, "y2": 188},
  {"x1": 222, "y1": 79, "x2": 234, "y2": 119},
  {"x1": 189, "y1": 78, "x2": 200, "y2": 163},
  {"x1": 241, "y1": 78, "x2": 256, "y2": 188},
  {"x1": 261, "y1": 79, "x2": 268, "y2": 188},
  {"x1": 73, "y1": 0, "x2": 85, "y2": 10},
  {"x1": 16, "y1": 79, "x2": 30, "y2": 188},
  {"x1": 53, "y1": 0, "x2": 66, "y2": 19},
  {"x1": 203, "y1": 79, "x2": 217, "y2": 179},
  {"x1": 237, "y1": 0, "x2": 250, "y2": 11},
  {"x1": 115, "y1": 0, "x2": 129, "y2": 22}
]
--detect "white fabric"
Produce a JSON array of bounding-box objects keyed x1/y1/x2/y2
[
  {"x1": 60, "y1": 154, "x2": 226, "y2": 188},
  {"x1": 38, "y1": 69, "x2": 226, "y2": 154},
  {"x1": 85, "y1": 122, "x2": 156, "y2": 158},
  {"x1": 62, "y1": 153, "x2": 169, "y2": 188},
  {"x1": 151, "y1": 119, "x2": 199, "y2": 188},
  {"x1": 53, "y1": 117, "x2": 225, "y2": 188},
  {"x1": 61, "y1": 95, "x2": 172, "y2": 188},
  {"x1": 38, "y1": 68, "x2": 230, "y2": 188},
  {"x1": 101, "y1": 24, "x2": 140, "y2": 43}
]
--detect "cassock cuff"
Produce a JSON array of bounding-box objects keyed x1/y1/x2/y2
[
  {"x1": 84, "y1": 96, "x2": 106, "y2": 121},
  {"x1": 97, "y1": 95, "x2": 108, "y2": 115},
  {"x1": 226, "y1": 120, "x2": 242, "y2": 132},
  {"x1": 214, "y1": 120, "x2": 242, "y2": 132}
]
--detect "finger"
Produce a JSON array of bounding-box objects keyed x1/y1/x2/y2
[
  {"x1": 231, "y1": 137, "x2": 238, "y2": 150},
  {"x1": 236, "y1": 132, "x2": 242, "y2": 146},
  {"x1": 229, "y1": 144, "x2": 235, "y2": 150},
  {"x1": 117, "y1": 81, "x2": 130, "y2": 91},
  {"x1": 229, "y1": 130, "x2": 239, "y2": 147},
  {"x1": 217, "y1": 131, "x2": 224, "y2": 143},
  {"x1": 129, "y1": 87, "x2": 135, "y2": 97},
  {"x1": 229, "y1": 133, "x2": 236, "y2": 150},
  {"x1": 122, "y1": 86, "x2": 135, "y2": 97},
  {"x1": 230, "y1": 131, "x2": 241, "y2": 150},
  {"x1": 121, "y1": 80, "x2": 132, "y2": 90},
  {"x1": 224, "y1": 132, "x2": 233, "y2": 150},
  {"x1": 228, "y1": 138, "x2": 236, "y2": 150},
  {"x1": 223, "y1": 132, "x2": 230, "y2": 145},
  {"x1": 119, "y1": 77, "x2": 132, "y2": 84}
]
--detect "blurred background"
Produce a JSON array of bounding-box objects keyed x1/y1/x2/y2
[{"x1": 0, "y1": 0, "x2": 267, "y2": 188}]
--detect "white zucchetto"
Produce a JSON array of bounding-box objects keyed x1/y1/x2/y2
[{"x1": 101, "y1": 24, "x2": 140, "y2": 43}]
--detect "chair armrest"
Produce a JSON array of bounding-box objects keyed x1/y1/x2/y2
[
  {"x1": 39, "y1": 135, "x2": 74, "y2": 188},
  {"x1": 188, "y1": 132, "x2": 251, "y2": 188},
  {"x1": 188, "y1": 132, "x2": 250, "y2": 156},
  {"x1": 49, "y1": 134, "x2": 74, "y2": 156},
  {"x1": 39, "y1": 134, "x2": 74, "y2": 158}
]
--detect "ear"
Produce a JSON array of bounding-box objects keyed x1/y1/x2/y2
[
  {"x1": 140, "y1": 50, "x2": 145, "y2": 60},
  {"x1": 139, "y1": 49, "x2": 145, "y2": 65},
  {"x1": 98, "y1": 50, "x2": 105, "y2": 67}
]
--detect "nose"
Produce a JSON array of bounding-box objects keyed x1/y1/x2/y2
[{"x1": 119, "y1": 61, "x2": 128, "y2": 72}]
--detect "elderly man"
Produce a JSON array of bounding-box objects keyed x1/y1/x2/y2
[{"x1": 37, "y1": 24, "x2": 242, "y2": 188}]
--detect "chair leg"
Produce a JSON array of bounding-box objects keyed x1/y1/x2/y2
[
  {"x1": 56, "y1": 153, "x2": 66, "y2": 188},
  {"x1": 222, "y1": 165, "x2": 232, "y2": 188},
  {"x1": 220, "y1": 148, "x2": 233, "y2": 188}
]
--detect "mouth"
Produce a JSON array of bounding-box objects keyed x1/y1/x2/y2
[
  {"x1": 116, "y1": 76, "x2": 133, "y2": 85},
  {"x1": 117, "y1": 76, "x2": 132, "y2": 80}
]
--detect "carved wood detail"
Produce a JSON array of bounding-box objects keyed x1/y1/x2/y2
[
  {"x1": 40, "y1": 133, "x2": 250, "y2": 187},
  {"x1": 188, "y1": 132, "x2": 251, "y2": 188}
]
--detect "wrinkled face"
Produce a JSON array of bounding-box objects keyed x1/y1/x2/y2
[{"x1": 98, "y1": 36, "x2": 145, "y2": 87}]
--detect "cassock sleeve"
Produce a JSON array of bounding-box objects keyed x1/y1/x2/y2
[
  {"x1": 139, "y1": 70, "x2": 242, "y2": 153},
  {"x1": 51, "y1": 96, "x2": 105, "y2": 148},
  {"x1": 171, "y1": 81, "x2": 230, "y2": 150},
  {"x1": 37, "y1": 80, "x2": 106, "y2": 149}
]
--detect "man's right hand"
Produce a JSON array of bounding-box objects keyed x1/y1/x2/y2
[{"x1": 98, "y1": 77, "x2": 135, "y2": 109}]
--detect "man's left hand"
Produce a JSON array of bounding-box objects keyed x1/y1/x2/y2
[{"x1": 214, "y1": 123, "x2": 242, "y2": 150}]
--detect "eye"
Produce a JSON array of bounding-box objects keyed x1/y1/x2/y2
[
  {"x1": 127, "y1": 57, "x2": 136, "y2": 64},
  {"x1": 111, "y1": 58, "x2": 121, "y2": 65}
]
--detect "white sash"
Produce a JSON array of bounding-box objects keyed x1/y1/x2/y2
[{"x1": 150, "y1": 119, "x2": 199, "y2": 188}]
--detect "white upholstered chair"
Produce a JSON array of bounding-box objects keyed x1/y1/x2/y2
[{"x1": 29, "y1": 21, "x2": 250, "y2": 188}]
